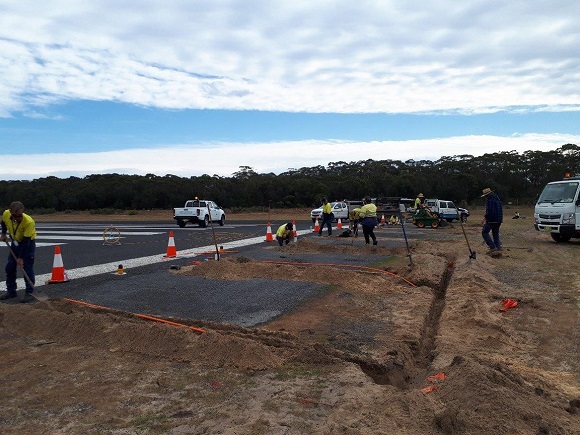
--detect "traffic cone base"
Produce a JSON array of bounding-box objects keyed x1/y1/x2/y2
[
  {"x1": 47, "y1": 245, "x2": 70, "y2": 284},
  {"x1": 164, "y1": 231, "x2": 177, "y2": 257}
]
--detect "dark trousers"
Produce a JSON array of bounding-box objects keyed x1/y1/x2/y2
[
  {"x1": 277, "y1": 235, "x2": 290, "y2": 246},
  {"x1": 5, "y1": 241, "x2": 36, "y2": 295},
  {"x1": 319, "y1": 215, "x2": 332, "y2": 235},
  {"x1": 362, "y1": 225, "x2": 377, "y2": 244},
  {"x1": 482, "y1": 222, "x2": 501, "y2": 250}
]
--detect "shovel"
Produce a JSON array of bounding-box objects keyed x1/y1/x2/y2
[
  {"x1": 3, "y1": 240, "x2": 48, "y2": 301},
  {"x1": 456, "y1": 208, "x2": 476, "y2": 260}
]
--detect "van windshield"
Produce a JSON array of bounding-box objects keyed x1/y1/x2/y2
[{"x1": 537, "y1": 182, "x2": 579, "y2": 204}]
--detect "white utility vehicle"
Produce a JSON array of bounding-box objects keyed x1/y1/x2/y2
[
  {"x1": 310, "y1": 201, "x2": 349, "y2": 223},
  {"x1": 173, "y1": 199, "x2": 226, "y2": 228},
  {"x1": 423, "y1": 199, "x2": 470, "y2": 222},
  {"x1": 534, "y1": 175, "x2": 580, "y2": 242}
]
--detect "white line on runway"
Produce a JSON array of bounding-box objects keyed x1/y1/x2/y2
[
  {"x1": 0, "y1": 229, "x2": 315, "y2": 290},
  {"x1": 37, "y1": 231, "x2": 164, "y2": 235}
]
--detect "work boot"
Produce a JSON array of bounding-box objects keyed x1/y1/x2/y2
[
  {"x1": 486, "y1": 248, "x2": 497, "y2": 255},
  {"x1": 373, "y1": 240, "x2": 378, "y2": 245},
  {"x1": 490, "y1": 250, "x2": 502, "y2": 258},
  {"x1": 19, "y1": 293, "x2": 35, "y2": 304},
  {"x1": 0, "y1": 293, "x2": 17, "y2": 301}
]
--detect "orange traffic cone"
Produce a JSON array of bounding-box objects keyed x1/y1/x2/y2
[
  {"x1": 265, "y1": 222, "x2": 274, "y2": 242},
  {"x1": 314, "y1": 217, "x2": 320, "y2": 232},
  {"x1": 164, "y1": 231, "x2": 177, "y2": 257},
  {"x1": 381, "y1": 214, "x2": 386, "y2": 224},
  {"x1": 292, "y1": 220, "x2": 298, "y2": 242},
  {"x1": 337, "y1": 218, "x2": 343, "y2": 229},
  {"x1": 47, "y1": 245, "x2": 70, "y2": 284}
]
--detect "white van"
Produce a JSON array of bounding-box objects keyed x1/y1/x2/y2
[{"x1": 534, "y1": 175, "x2": 580, "y2": 242}]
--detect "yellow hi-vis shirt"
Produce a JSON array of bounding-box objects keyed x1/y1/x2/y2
[
  {"x1": 322, "y1": 202, "x2": 332, "y2": 214},
  {"x1": 359, "y1": 203, "x2": 377, "y2": 218},
  {"x1": 350, "y1": 208, "x2": 362, "y2": 220},
  {"x1": 2, "y1": 210, "x2": 36, "y2": 242},
  {"x1": 276, "y1": 224, "x2": 292, "y2": 238}
]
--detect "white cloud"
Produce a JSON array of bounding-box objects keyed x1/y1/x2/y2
[
  {"x1": 1, "y1": 133, "x2": 577, "y2": 180},
  {"x1": 1, "y1": 1, "x2": 579, "y2": 115}
]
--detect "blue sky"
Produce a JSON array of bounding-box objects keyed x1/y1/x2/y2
[{"x1": 1, "y1": 1, "x2": 579, "y2": 180}]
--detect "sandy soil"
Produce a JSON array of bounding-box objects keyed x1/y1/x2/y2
[{"x1": 1, "y1": 207, "x2": 579, "y2": 434}]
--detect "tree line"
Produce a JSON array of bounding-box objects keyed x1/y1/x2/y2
[{"x1": 0, "y1": 144, "x2": 578, "y2": 213}]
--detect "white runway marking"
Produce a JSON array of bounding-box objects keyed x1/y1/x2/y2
[
  {"x1": 0, "y1": 229, "x2": 314, "y2": 290},
  {"x1": 38, "y1": 231, "x2": 163, "y2": 236}
]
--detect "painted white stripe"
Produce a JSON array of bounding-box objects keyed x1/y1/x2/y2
[
  {"x1": 0, "y1": 243, "x2": 61, "y2": 248},
  {"x1": 0, "y1": 229, "x2": 314, "y2": 290},
  {"x1": 36, "y1": 236, "x2": 119, "y2": 241},
  {"x1": 38, "y1": 231, "x2": 164, "y2": 236}
]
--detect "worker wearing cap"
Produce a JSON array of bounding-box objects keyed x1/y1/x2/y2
[
  {"x1": 276, "y1": 222, "x2": 294, "y2": 246},
  {"x1": 1, "y1": 201, "x2": 37, "y2": 303},
  {"x1": 481, "y1": 188, "x2": 503, "y2": 257}
]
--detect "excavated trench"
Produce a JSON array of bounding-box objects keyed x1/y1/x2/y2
[
  {"x1": 352, "y1": 258, "x2": 455, "y2": 388},
  {"x1": 167, "y1": 256, "x2": 458, "y2": 389}
]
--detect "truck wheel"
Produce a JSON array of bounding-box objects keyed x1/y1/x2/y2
[
  {"x1": 177, "y1": 219, "x2": 186, "y2": 228},
  {"x1": 431, "y1": 221, "x2": 440, "y2": 228},
  {"x1": 551, "y1": 233, "x2": 571, "y2": 243},
  {"x1": 417, "y1": 221, "x2": 425, "y2": 228},
  {"x1": 446, "y1": 218, "x2": 453, "y2": 223},
  {"x1": 461, "y1": 214, "x2": 468, "y2": 223},
  {"x1": 199, "y1": 215, "x2": 209, "y2": 228},
  {"x1": 219, "y1": 215, "x2": 225, "y2": 226}
]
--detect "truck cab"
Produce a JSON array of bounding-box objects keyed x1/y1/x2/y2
[{"x1": 534, "y1": 175, "x2": 580, "y2": 242}]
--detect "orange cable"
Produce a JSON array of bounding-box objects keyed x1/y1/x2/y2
[{"x1": 63, "y1": 298, "x2": 205, "y2": 334}]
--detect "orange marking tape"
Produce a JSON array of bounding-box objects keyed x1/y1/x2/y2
[
  {"x1": 420, "y1": 385, "x2": 438, "y2": 394},
  {"x1": 500, "y1": 298, "x2": 518, "y2": 312},
  {"x1": 426, "y1": 372, "x2": 446, "y2": 382}
]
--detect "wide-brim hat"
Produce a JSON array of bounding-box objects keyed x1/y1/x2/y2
[
  {"x1": 418, "y1": 193, "x2": 424, "y2": 198},
  {"x1": 481, "y1": 188, "x2": 493, "y2": 197}
]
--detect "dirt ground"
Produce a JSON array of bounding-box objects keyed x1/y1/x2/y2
[{"x1": 1, "y1": 207, "x2": 579, "y2": 434}]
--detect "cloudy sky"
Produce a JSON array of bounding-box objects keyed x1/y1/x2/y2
[{"x1": 1, "y1": 0, "x2": 579, "y2": 180}]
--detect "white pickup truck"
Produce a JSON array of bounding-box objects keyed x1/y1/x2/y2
[
  {"x1": 310, "y1": 201, "x2": 349, "y2": 223},
  {"x1": 423, "y1": 199, "x2": 470, "y2": 222},
  {"x1": 173, "y1": 199, "x2": 226, "y2": 228}
]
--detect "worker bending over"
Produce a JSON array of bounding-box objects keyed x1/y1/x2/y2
[{"x1": 276, "y1": 222, "x2": 294, "y2": 246}]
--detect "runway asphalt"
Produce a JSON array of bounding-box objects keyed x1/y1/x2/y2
[{"x1": 0, "y1": 220, "x2": 460, "y2": 326}]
